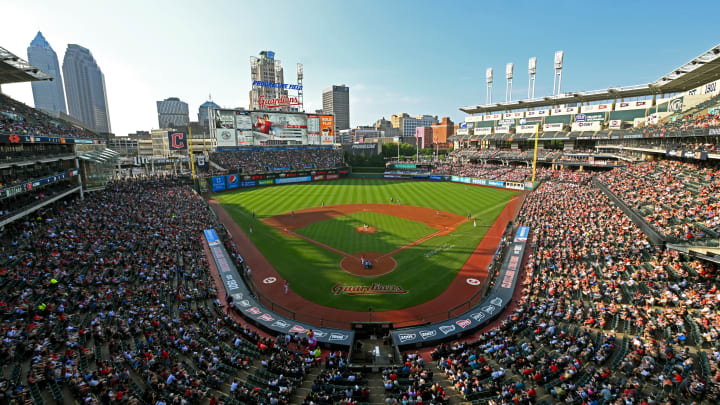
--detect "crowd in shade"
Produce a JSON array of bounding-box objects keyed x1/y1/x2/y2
[
  {"x1": 452, "y1": 149, "x2": 564, "y2": 162},
  {"x1": 430, "y1": 161, "x2": 594, "y2": 184},
  {"x1": 430, "y1": 178, "x2": 720, "y2": 404},
  {"x1": 210, "y1": 149, "x2": 344, "y2": 174},
  {"x1": 431, "y1": 163, "x2": 532, "y2": 182},
  {"x1": 599, "y1": 160, "x2": 720, "y2": 242},
  {"x1": 0, "y1": 94, "x2": 100, "y2": 139},
  {"x1": 302, "y1": 353, "x2": 371, "y2": 404},
  {"x1": 0, "y1": 177, "x2": 338, "y2": 405},
  {"x1": 380, "y1": 353, "x2": 449, "y2": 404}
]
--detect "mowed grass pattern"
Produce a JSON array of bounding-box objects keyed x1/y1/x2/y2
[
  {"x1": 295, "y1": 211, "x2": 436, "y2": 254},
  {"x1": 216, "y1": 179, "x2": 516, "y2": 311}
]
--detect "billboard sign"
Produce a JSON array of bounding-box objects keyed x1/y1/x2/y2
[
  {"x1": 216, "y1": 110, "x2": 236, "y2": 147},
  {"x1": 251, "y1": 112, "x2": 307, "y2": 143},
  {"x1": 168, "y1": 132, "x2": 187, "y2": 150},
  {"x1": 258, "y1": 95, "x2": 301, "y2": 109},
  {"x1": 235, "y1": 111, "x2": 253, "y2": 145},
  {"x1": 320, "y1": 115, "x2": 334, "y2": 144},
  {"x1": 251, "y1": 80, "x2": 303, "y2": 90},
  {"x1": 307, "y1": 115, "x2": 321, "y2": 145}
]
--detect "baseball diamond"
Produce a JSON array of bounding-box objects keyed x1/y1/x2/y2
[{"x1": 212, "y1": 179, "x2": 519, "y2": 321}]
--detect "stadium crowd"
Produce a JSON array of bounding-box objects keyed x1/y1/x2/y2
[
  {"x1": 599, "y1": 160, "x2": 720, "y2": 242},
  {"x1": 0, "y1": 94, "x2": 99, "y2": 139},
  {"x1": 0, "y1": 177, "x2": 332, "y2": 405},
  {"x1": 211, "y1": 148, "x2": 344, "y2": 173},
  {"x1": 431, "y1": 178, "x2": 720, "y2": 404}
]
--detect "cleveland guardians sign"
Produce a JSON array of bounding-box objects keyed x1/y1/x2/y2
[{"x1": 331, "y1": 283, "x2": 408, "y2": 296}]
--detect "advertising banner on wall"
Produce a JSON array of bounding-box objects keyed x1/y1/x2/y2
[
  {"x1": 204, "y1": 229, "x2": 353, "y2": 345},
  {"x1": 251, "y1": 112, "x2": 308, "y2": 144},
  {"x1": 484, "y1": 113, "x2": 502, "y2": 121},
  {"x1": 616, "y1": 101, "x2": 650, "y2": 111},
  {"x1": 211, "y1": 176, "x2": 226, "y2": 192},
  {"x1": 526, "y1": 109, "x2": 550, "y2": 117},
  {"x1": 494, "y1": 126, "x2": 511, "y2": 134},
  {"x1": 543, "y1": 123, "x2": 564, "y2": 132},
  {"x1": 580, "y1": 103, "x2": 613, "y2": 113},
  {"x1": 516, "y1": 124, "x2": 538, "y2": 134},
  {"x1": 551, "y1": 107, "x2": 578, "y2": 115},
  {"x1": 320, "y1": 115, "x2": 335, "y2": 144},
  {"x1": 576, "y1": 112, "x2": 606, "y2": 122},
  {"x1": 226, "y1": 174, "x2": 239, "y2": 190},
  {"x1": 609, "y1": 120, "x2": 623, "y2": 129},
  {"x1": 307, "y1": 115, "x2": 321, "y2": 145},
  {"x1": 215, "y1": 110, "x2": 236, "y2": 147},
  {"x1": 473, "y1": 127, "x2": 492, "y2": 135},
  {"x1": 572, "y1": 121, "x2": 602, "y2": 131}
]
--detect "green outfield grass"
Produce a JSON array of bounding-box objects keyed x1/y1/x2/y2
[
  {"x1": 215, "y1": 179, "x2": 516, "y2": 311},
  {"x1": 295, "y1": 211, "x2": 436, "y2": 254}
]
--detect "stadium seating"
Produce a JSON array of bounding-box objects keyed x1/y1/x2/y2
[
  {"x1": 210, "y1": 148, "x2": 345, "y2": 174},
  {"x1": 0, "y1": 94, "x2": 100, "y2": 139}
]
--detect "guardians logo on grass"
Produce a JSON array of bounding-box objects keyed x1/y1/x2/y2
[{"x1": 331, "y1": 283, "x2": 408, "y2": 296}]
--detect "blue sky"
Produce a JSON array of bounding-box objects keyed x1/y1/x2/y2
[{"x1": 1, "y1": 0, "x2": 717, "y2": 137}]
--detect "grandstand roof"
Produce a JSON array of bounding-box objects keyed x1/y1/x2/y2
[
  {"x1": 460, "y1": 43, "x2": 720, "y2": 115},
  {"x1": 0, "y1": 45, "x2": 53, "y2": 85}
]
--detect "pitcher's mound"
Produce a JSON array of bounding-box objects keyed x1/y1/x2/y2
[
  {"x1": 341, "y1": 252, "x2": 396, "y2": 277},
  {"x1": 355, "y1": 226, "x2": 377, "y2": 234}
]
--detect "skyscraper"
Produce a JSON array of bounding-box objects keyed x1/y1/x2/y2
[
  {"x1": 249, "y1": 51, "x2": 289, "y2": 110},
  {"x1": 156, "y1": 97, "x2": 189, "y2": 128},
  {"x1": 62, "y1": 44, "x2": 111, "y2": 133},
  {"x1": 27, "y1": 32, "x2": 67, "y2": 114},
  {"x1": 322, "y1": 85, "x2": 349, "y2": 131},
  {"x1": 198, "y1": 100, "x2": 220, "y2": 125}
]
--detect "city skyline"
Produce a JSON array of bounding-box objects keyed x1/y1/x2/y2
[{"x1": 1, "y1": 0, "x2": 718, "y2": 138}]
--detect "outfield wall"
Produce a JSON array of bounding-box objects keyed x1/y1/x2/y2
[
  {"x1": 383, "y1": 172, "x2": 537, "y2": 191},
  {"x1": 210, "y1": 167, "x2": 350, "y2": 192}
]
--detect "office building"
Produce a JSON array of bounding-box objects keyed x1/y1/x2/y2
[
  {"x1": 27, "y1": 31, "x2": 67, "y2": 114},
  {"x1": 198, "y1": 100, "x2": 220, "y2": 125},
  {"x1": 249, "y1": 51, "x2": 289, "y2": 110},
  {"x1": 322, "y1": 85, "x2": 350, "y2": 131},
  {"x1": 156, "y1": 97, "x2": 189, "y2": 129},
  {"x1": 391, "y1": 113, "x2": 438, "y2": 139},
  {"x1": 62, "y1": 44, "x2": 111, "y2": 133},
  {"x1": 374, "y1": 117, "x2": 400, "y2": 139},
  {"x1": 431, "y1": 117, "x2": 454, "y2": 144}
]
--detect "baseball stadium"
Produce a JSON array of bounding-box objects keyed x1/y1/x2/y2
[{"x1": 3, "y1": 14, "x2": 720, "y2": 405}]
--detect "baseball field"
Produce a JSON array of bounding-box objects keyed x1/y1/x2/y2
[{"x1": 214, "y1": 179, "x2": 517, "y2": 313}]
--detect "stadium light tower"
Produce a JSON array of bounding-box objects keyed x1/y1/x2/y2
[
  {"x1": 486, "y1": 68, "x2": 493, "y2": 104},
  {"x1": 528, "y1": 57, "x2": 537, "y2": 99},
  {"x1": 505, "y1": 63, "x2": 514, "y2": 103},
  {"x1": 297, "y1": 63, "x2": 304, "y2": 111},
  {"x1": 553, "y1": 50, "x2": 564, "y2": 95}
]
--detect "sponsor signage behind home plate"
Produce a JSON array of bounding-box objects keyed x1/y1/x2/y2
[
  {"x1": 204, "y1": 228, "x2": 353, "y2": 345},
  {"x1": 391, "y1": 226, "x2": 529, "y2": 346}
]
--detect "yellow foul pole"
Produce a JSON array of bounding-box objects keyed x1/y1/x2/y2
[
  {"x1": 188, "y1": 127, "x2": 198, "y2": 190},
  {"x1": 531, "y1": 125, "x2": 539, "y2": 183}
]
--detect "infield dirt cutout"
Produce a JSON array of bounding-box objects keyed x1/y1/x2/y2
[{"x1": 263, "y1": 204, "x2": 466, "y2": 276}]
